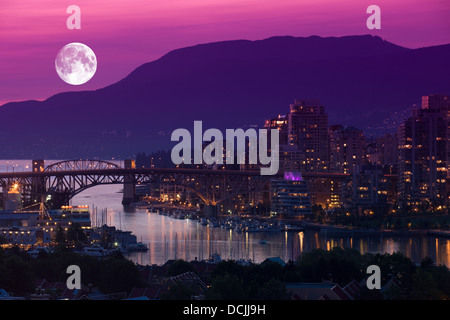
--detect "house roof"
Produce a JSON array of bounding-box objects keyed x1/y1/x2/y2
[
  {"x1": 34, "y1": 278, "x2": 108, "y2": 300},
  {"x1": 331, "y1": 285, "x2": 351, "y2": 300},
  {"x1": 170, "y1": 271, "x2": 207, "y2": 290},
  {"x1": 127, "y1": 283, "x2": 169, "y2": 300},
  {"x1": 287, "y1": 280, "x2": 360, "y2": 300},
  {"x1": 129, "y1": 287, "x2": 148, "y2": 298},
  {"x1": 0, "y1": 289, "x2": 10, "y2": 298},
  {"x1": 343, "y1": 280, "x2": 361, "y2": 299},
  {"x1": 263, "y1": 257, "x2": 286, "y2": 266},
  {"x1": 125, "y1": 296, "x2": 150, "y2": 300},
  {"x1": 286, "y1": 282, "x2": 336, "y2": 289}
]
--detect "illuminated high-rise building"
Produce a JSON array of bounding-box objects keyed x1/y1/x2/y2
[
  {"x1": 264, "y1": 114, "x2": 288, "y2": 145},
  {"x1": 376, "y1": 133, "x2": 399, "y2": 167},
  {"x1": 329, "y1": 125, "x2": 366, "y2": 174},
  {"x1": 287, "y1": 99, "x2": 329, "y2": 172},
  {"x1": 270, "y1": 172, "x2": 312, "y2": 217},
  {"x1": 422, "y1": 95, "x2": 450, "y2": 169},
  {"x1": 352, "y1": 164, "x2": 388, "y2": 215},
  {"x1": 32, "y1": 160, "x2": 45, "y2": 172},
  {"x1": 398, "y1": 94, "x2": 449, "y2": 207}
]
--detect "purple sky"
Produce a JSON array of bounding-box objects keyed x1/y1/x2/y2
[{"x1": 1, "y1": 0, "x2": 449, "y2": 105}]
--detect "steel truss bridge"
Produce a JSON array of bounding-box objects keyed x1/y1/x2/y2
[{"x1": 0, "y1": 160, "x2": 355, "y2": 209}]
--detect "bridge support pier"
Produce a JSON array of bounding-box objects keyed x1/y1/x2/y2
[
  {"x1": 122, "y1": 159, "x2": 136, "y2": 206},
  {"x1": 30, "y1": 160, "x2": 46, "y2": 205}
]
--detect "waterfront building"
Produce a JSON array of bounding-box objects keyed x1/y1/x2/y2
[
  {"x1": 159, "y1": 182, "x2": 187, "y2": 203},
  {"x1": 0, "y1": 227, "x2": 51, "y2": 247},
  {"x1": 264, "y1": 114, "x2": 289, "y2": 145},
  {"x1": 398, "y1": 94, "x2": 449, "y2": 208},
  {"x1": 0, "y1": 211, "x2": 38, "y2": 227},
  {"x1": 265, "y1": 114, "x2": 301, "y2": 174},
  {"x1": 329, "y1": 125, "x2": 366, "y2": 174},
  {"x1": 3, "y1": 185, "x2": 22, "y2": 211},
  {"x1": 0, "y1": 204, "x2": 92, "y2": 247},
  {"x1": 351, "y1": 164, "x2": 388, "y2": 215},
  {"x1": 263, "y1": 101, "x2": 344, "y2": 209},
  {"x1": 270, "y1": 172, "x2": 312, "y2": 217},
  {"x1": 303, "y1": 177, "x2": 344, "y2": 209},
  {"x1": 376, "y1": 133, "x2": 399, "y2": 168},
  {"x1": 287, "y1": 100, "x2": 329, "y2": 172},
  {"x1": 93, "y1": 224, "x2": 138, "y2": 250},
  {"x1": 278, "y1": 144, "x2": 304, "y2": 173},
  {"x1": 366, "y1": 142, "x2": 382, "y2": 166},
  {"x1": 53, "y1": 205, "x2": 91, "y2": 228},
  {"x1": 262, "y1": 99, "x2": 331, "y2": 176},
  {"x1": 32, "y1": 160, "x2": 45, "y2": 172}
]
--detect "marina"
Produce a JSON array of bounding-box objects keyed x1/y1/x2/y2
[
  {"x1": 71, "y1": 184, "x2": 450, "y2": 267},
  {"x1": 0, "y1": 161, "x2": 449, "y2": 268}
]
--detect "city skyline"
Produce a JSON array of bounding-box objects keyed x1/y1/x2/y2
[
  {"x1": 1, "y1": 0, "x2": 450, "y2": 303},
  {"x1": 1, "y1": 94, "x2": 446, "y2": 214},
  {"x1": 1, "y1": 0, "x2": 449, "y2": 105},
  {"x1": 0, "y1": 33, "x2": 448, "y2": 160},
  {"x1": 264, "y1": 94, "x2": 449, "y2": 214}
]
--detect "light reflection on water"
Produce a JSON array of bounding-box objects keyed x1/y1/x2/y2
[
  {"x1": 1, "y1": 160, "x2": 449, "y2": 267},
  {"x1": 72, "y1": 184, "x2": 450, "y2": 267}
]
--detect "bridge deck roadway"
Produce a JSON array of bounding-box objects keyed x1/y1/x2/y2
[{"x1": 0, "y1": 168, "x2": 353, "y2": 179}]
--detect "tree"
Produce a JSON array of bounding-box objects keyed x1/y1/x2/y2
[
  {"x1": 282, "y1": 260, "x2": 302, "y2": 282},
  {"x1": 66, "y1": 223, "x2": 87, "y2": 246},
  {"x1": 254, "y1": 278, "x2": 289, "y2": 300},
  {"x1": 55, "y1": 225, "x2": 67, "y2": 249},
  {"x1": 428, "y1": 265, "x2": 450, "y2": 297},
  {"x1": 0, "y1": 254, "x2": 35, "y2": 294},
  {"x1": 97, "y1": 257, "x2": 143, "y2": 293},
  {"x1": 409, "y1": 269, "x2": 445, "y2": 299},
  {"x1": 211, "y1": 260, "x2": 246, "y2": 279},
  {"x1": 257, "y1": 260, "x2": 284, "y2": 282},
  {"x1": 167, "y1": 259, "x2": 195, "y2": 276},
  {"x1": 312, "y1": 204, "x2": 325, "y2": 223},
  {"x1": 298, "y1": 249, "x2": 329, "y2": 282},
  {"x1": 368, "y1": 251, "x2": 416, "y2": 294},
  {"x1": 162, "y1": 283, "x2": 196, "y2": 300},
  {"x1": 296, "y1": 248, "x2": 366, "y2": 286},
  {"x1": 420, "y1": 256, "x2": 434, "y2": 270},
  {"x1": 206, "y1": 273, "x2": 246, "y2": 300}
]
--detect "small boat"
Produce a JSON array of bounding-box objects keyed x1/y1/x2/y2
[
  {"x1": 284, "y1": 224, "x2": 304, "y2": 232},
  {"x1": 207, "y1": 253, "x2": 222, "y2": 264},
  {"x1": 236, "y1": 259, "x2": 253, "y2": 266},
  {"x1": 82, "y1": 244, "x2": 115, "y2": 257},
  {"x1": 127, "y1": 242, "x2": 149, "y2": 252},
  {"x1": 27, "y1": 246, "x2": 53, "y2": 258},
  {"x1": 258, "y1": 240, "x2": 267, "y2": 245}
]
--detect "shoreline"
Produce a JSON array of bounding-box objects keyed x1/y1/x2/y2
[
  {"x1": 299, "y1": 220, "x2": 450, "y2": 238},
  {"x1": 144, "y1": 204, "x2": 450, "y2": 238}
]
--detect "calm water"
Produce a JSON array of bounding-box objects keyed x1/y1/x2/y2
[
  {"x1": 2, "y1": 160, "x2": 450, "y2": 267},
  {"x1": 71, "y1": 185, "x2": 450, "y2": 267}
]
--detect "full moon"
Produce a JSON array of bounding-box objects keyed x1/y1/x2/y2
[{"x1": 55, "y1": 42, "x2": 97, "y2": 85}]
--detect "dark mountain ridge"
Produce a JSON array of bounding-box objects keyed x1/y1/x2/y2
[{"x1": 1, "y1": 35, "x2": 449, "y2": 159}]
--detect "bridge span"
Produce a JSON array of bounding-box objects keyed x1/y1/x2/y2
[{"x1": 0, "y1": 160, "x2": 354, "y2": 211}]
